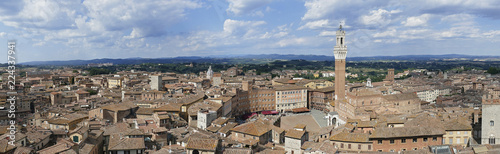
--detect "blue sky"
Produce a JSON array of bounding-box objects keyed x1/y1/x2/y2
[{"x1": 1, "y1": 0, "x2": 500, "y2": 63}]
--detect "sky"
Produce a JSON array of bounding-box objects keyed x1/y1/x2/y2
[{"x1": 1, "y1": 0, "x2": 500, "y2": 63}]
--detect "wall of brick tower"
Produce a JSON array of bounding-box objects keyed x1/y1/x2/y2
[
  {"x1": 335, "y1": 59, "x2": 346, "y2": 100},
  {"x1": 386, "y1": 69, "x2": 395, "y2": 81}
]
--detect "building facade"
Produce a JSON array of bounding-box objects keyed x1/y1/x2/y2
[
  {"x1": 481, "y1": 97, "x2": 500, "y2": 145},
  {"x1": 275, "y1": 86, "x2": 308, "y2": 113}
]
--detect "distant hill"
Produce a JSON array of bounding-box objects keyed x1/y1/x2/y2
[{"x1": 20, "y1": 54, "x2": 500, "y2": 66}]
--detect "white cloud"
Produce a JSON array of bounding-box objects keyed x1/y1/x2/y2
[
  {"x1": 359, "y1": 9, "x2": 400, "y2": 27},
  {"x1": 81, "y1": 0, "x2": 202, "y2": 37},
  {"x1": 277, "y1": 37, "x2": 307, "y2": 47},
  {"x1": 441, "y1": 13, "x2": 475, "y2": 26},
  {"x1": 402, "y1": 14, "x2": 432, "y2": 27},
  {"x1": 319, "y1": 31, "x2": 336, "y2": 36},
  {"x1": 483, "y1": 30, "x2": 500, "y2": 38},
  {"x1": 227, "y1": 0, "x2": 272, "y2": 16},
  {"x1": 302, "y1": 0, "x2": 337, "y2": 20},
  {"x1": 223, "y1": 19, "x2": 266, "y2": 38},
  {"x1": 0, "y1": 32, "x2": 6, "y2": 37},
  {"x1": 373, "y1": 29, "x2": 397, "y2": 38},
  {"x1": 298, "y1": 19, "x2": 331, "y2": 30},
  {"x1": 434, "y1": 26, "x2": 480, "y2": 39}
]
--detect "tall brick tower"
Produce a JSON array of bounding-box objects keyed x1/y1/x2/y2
[{"x1": 334, "y1": 25, "x2": 347, "y2": 101}]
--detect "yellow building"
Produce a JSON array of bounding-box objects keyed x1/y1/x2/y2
[
  {"x1": 301, "y1": 80, "x2": 334, "y2": 89},
  {"x1": 442, "y1": 120, "x2": 472, "y2": 147},
  {"x1": 107, "y1": 77, "x2": 123, "y2": 88}
]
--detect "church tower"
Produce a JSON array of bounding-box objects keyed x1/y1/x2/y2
[
  {"x1": 334, "y1": 25, "x2": 348, "y2": 100},
  {"x1": 207, "y1": 66, "x2": 214, "y2": 79}
]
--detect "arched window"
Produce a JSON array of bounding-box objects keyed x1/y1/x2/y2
[{"x1": 340, "y1": 38, "x2": 343, "y2": 45}]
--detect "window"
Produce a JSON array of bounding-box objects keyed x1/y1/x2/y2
[
  {"x1": 491, "y1": 120, "x2": 494, "y2": 126},
  {"x1": 402, "y1": 149, "x2": 406, "y2": 151},
  {"x1": 413, "y1": 138, "x2": 417, "y2": 143},
  {"x1": 378, "y1": 150, "x2": 382, "y2": 152},
  {"x1": 457, "y1": 138, "x2": 460, "y2": 144},
  {"x1": 402, "y1": 139, "x2": 406, "y2": 143},
  {"x1": 390, "y1": 139, "x2": 395, "y2": 144},
  {"x1": 368, "y1": 145, "x2": 371, "y2": 150},
  {"x1": 464, "y1": 131, "x2": 468, "y2": 135},
  {"x1": 348, "y1": 144, "x2": 351, "y2": 149},
  {"x1": 389, "y1": 149, "x2": 395, "y2": 152},
  {"x1": 341, "y1": 143, "x2": 344, "y2": 148},
  {"x1": 464, "y1": 138, "x2": 468, "y2": 145},
  {"x1": 489, "y1": 137, "x2": 495, "y2": 144},
  {"x1": 433, "y1": 137, "x2": 437, "y2": 141},
  {"x1": 423, "y1": 138, "x2": 428, "y2": 142},
  {"x1": 358, "y1": 144, "x2": 361, "y2": 149},
  {"x1": 449, "y1": 138, "x2": 453, "y2": 144},
  {"x1": 457, "y1": 131, "x2": 460, "y2": 135},
  {"x1": 378, "y1": 140, "x2": 382, "y2": 144},
  {"x1": 449, "y1": 132, "x2": 453, "y2": 135},
  {"x1": 413, "y1": 148, "x2": 417, "y2": 150}
]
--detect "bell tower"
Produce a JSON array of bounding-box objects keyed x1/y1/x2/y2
[{"x1": 334, "y1": 25, "x2": 348, "y2": 100}]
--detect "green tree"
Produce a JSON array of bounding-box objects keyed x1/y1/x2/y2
[{"x1": 487, "y1": 67, "x2": 499, "y2": 74}]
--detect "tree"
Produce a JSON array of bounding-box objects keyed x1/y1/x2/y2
[
  {"x1": 487, "y1": 67, "x2": 499, "y2": 75},
  {"x1": 86, "y1": 89, "x2": 98, "y2": 95}
]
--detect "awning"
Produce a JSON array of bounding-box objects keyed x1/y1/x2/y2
[
  {"x1": 262, "y1": 110, "x2": 279, "y2": 115},
  {"x1": 292, "y1": 107, "x2": 310, "y2": 113}
]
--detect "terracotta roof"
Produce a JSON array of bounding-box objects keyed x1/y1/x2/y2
[
  {"x1": 257, "y1": 148, "x2": 286, "y2": 154},
  {"x1": 231, "y1": 120, "x2": 270, "y2": 136},
  {"x1": 212, "y1": 117, "x2": 230, "y2": 126},
  {"x1": 206, "y1": 126, "x2": 221, "y2": 133},
  {"x1": 26, "y1": 131, "x2": 52, "y2": 144},
  {"x1": 294, "y1": 124, "x2": 306, "y2": 130},
  {"x1": 280, "y1": 115, "x2": 322, "y2": 133},
  {"x1": 37, "y1": 139, "x2": 76, "y2": 154},
  {"x1": 218, "y1": 122, "x2": 238, "y2": 134},
  {"x1": 285, "y1": 129, "x2": 306, "y2": 139},
  {"x1": 75, "y1": 90, "x2": 89, "y2": 94},
  {"x1": 187, "y1": 101, "x2": 222, "y2": 116},
  {"x1": 47, "y1": 113, "x2": 88, "y2": 125},
  {"x1": 78, "y1": 143, "x2": 95, "y2": 154},
  {"x1": 443, "y1": 119, "x2": 472, "y2": 131},
  {"x1": 13, "y1": 146, "x2": 34, "y2": 154},
  {"x1": 383, "y1": 93, "x2": 419, "y2": 101},
  {"x1": 154, "y1": 103, "x2": 182, "y2": 112},
  {"x1": 102, "y1": 123, "x2": 130, "y2": 136},
  {"x1": 101, "y1": 102, "x2": 137, "y2": 112},
  {"x1": 274, "y1": 85, "x2": 307, "y2": 91},
  {"x1": 356, "y1": 121, "x2": 376, "y2": 128},
  {"x1": 329, "y1": 131, "x2": 370, "y2": 143},
  {"x1": 223, "y1": 148, "x2": 252, "y2": 154},
  {"x1": 108, "y1": 136, "x2": 145, "y2": 150},
  {"x1": 370, "y1": 127, "x2": 445, "y2": 139},
  {"x1": 301, "y1": 141, "x2": 338, "y2": 153},
  {"x1": 126, "y1": 129, "x2": 145, "y2": 136},
  {"x1": 186, "y1": 137, "x2": 218, "y2": 151},
  {"x1": 0, "y1": 139, "x2": 17, "y2": 153},
  {"x1": 311, "y1": 86, "x2": 335, "y2": 92},
  {"x1": 136, "y1": 108, "x2": 154, "y2": 115}
]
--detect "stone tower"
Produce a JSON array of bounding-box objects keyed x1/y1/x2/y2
[
  {"x1": 150, "y1": 75, "x2": 162, "y2": 90},
  {"x1": 207, "y1": 66, "x2": 213, "y2": 79},
  {"x1": 334, "y1": 25, "x2": 348, "y2": 100},
  {"x1": 386, "y1": 69, "x2": 395, "y2": 82}
]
